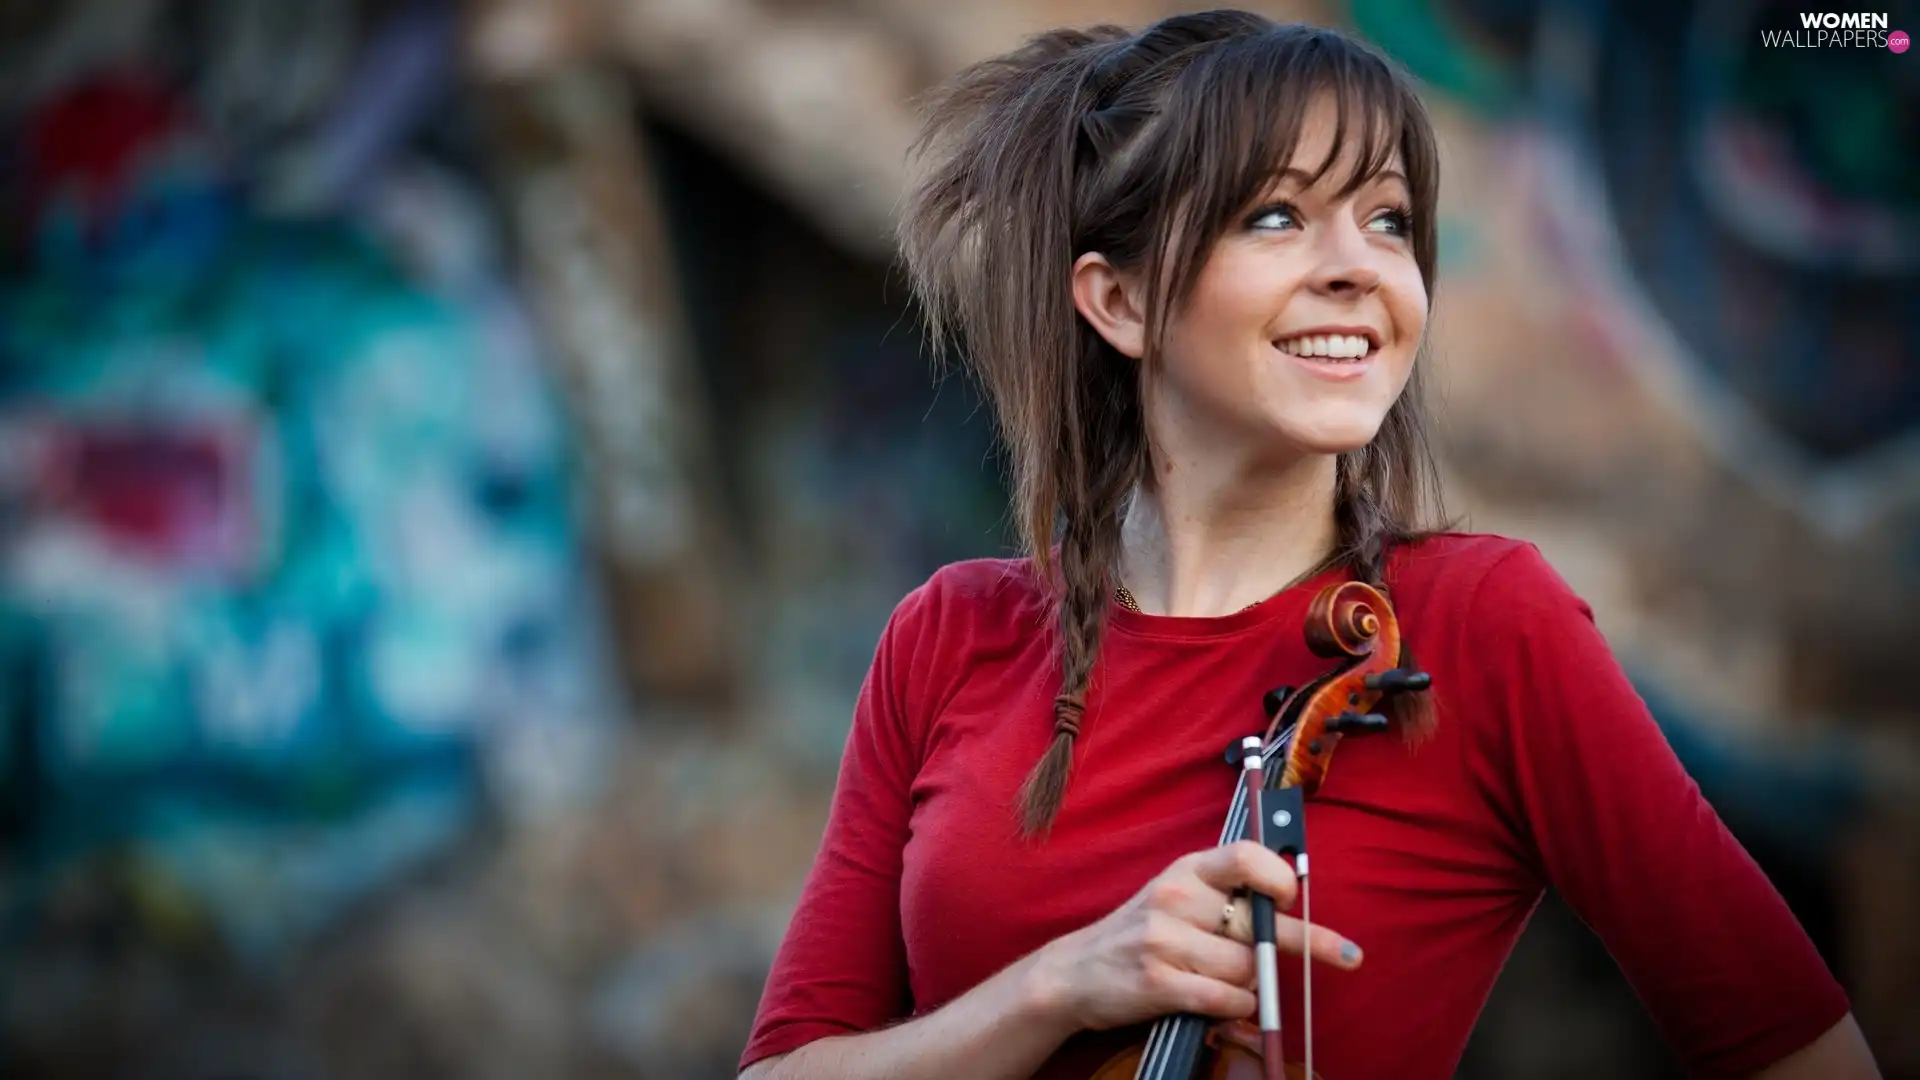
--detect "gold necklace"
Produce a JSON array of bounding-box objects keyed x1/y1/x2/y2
[{"x1": 1110, "y1": 583, "x2": 1264, "y2": 614}]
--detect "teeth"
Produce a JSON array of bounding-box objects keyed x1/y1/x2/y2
[{"x1": 1277, "y1": 333, "x2": 1373, "y2": 360}]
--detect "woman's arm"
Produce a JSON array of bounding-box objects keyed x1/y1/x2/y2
[
  {"x1": 1461, "y1": 544, "x2": 1862, "y2": 1078},
  {"x1": 740, "y1": 946, "x2": 1073, "y2": 1080},
  {"x1": 739, "y1": 584, "x2": 938, "y2": 1071},
  {"x1": 742, "y1": 839, "x2": 1354, "y2": 1080},
  {"x1": 1749, "y1": 1014, "x2": 1880, "y2": 1080}
]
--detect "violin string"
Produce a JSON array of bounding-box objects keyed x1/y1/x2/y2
[
  {"x1": 1143, "y1": 1011, "x2": 1174, "y2": 1079},
  {"x1": 1138, "y1": 1026, "x2": 1162, "y2": 1079}
]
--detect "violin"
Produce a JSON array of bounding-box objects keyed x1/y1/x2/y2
[{"x1": 1086, "y1": 580, "x2": 1432, "y2": 1080}]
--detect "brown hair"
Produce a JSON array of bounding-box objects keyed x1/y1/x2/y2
[{"x1": 897, "y1": 11, "x2": 1447, "y2": 836}]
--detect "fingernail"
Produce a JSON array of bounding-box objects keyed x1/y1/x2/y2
[{"x1": 1339, "y1": 941, "x2": 1362, "y2": 965}]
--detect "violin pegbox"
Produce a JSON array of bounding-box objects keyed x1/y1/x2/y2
[{"x1": 1276, "y1": 581, "x2": 1433, "y2": 794}]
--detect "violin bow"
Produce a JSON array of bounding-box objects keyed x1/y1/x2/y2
[
  {"x1": 1237, "y1": 735, "x2": 1285, "y2": 1080},
  {"x1": 1256, "y1": 715, "x2": 1317, "y2": 1079}
]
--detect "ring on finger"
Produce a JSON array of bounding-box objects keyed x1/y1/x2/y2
[{"x1": 1218, "y1": 897, "x2": 1236, "y2": 936}]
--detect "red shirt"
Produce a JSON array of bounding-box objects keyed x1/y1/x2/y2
[{"x1": 741, "y1": 533, "x2": 1848, "y2": 1079}]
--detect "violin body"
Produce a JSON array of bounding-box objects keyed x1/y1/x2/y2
[
  {"x1": 1087, "y1": 1022, "x2": 1320, "y2": 1079},
  {"x1": 1084, "y1": 580, "x2": 1429, "y2": 1080}
]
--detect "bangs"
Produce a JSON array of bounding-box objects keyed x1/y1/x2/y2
[
  {"x1": 1237, "y1": 31, "x2": 1421, "y2": 201},
  {"x1": 1138, "y1": 24, "x2": 1440, "y2": 333}
]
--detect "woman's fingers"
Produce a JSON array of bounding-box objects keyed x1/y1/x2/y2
[
  {"x1": 1141, "y1": 869, "x2": 1234, "y2": 933},
  {"x1": 1223, "y1": 893, "x2": 1253, "y2": 944},
  {"x1": 1216, "y1": 895, "x2": 1363, "y2": 968},
  {"x1": 1164, "y1": 842, "x2": 1363, "y2": 968},
  {"x1": 1274, "y1": 912, "x2": 1364, "y2": 969},
  {"x1": 1182, "y1": 842, "x2": 1363, "y2": 968},
  {"x1": 1144, "y1": 963, "x2": 1259, "y2": 1020},
  {"x1": 1142, "y1": 912, "x2": 1258, "y2": 986},
  {"x1": 1060, "y1": 842, "x2": 1365, "y2": 1035},
  {"x1": 1189, "y1": 840, "x2": 1299, "y2": 909}
]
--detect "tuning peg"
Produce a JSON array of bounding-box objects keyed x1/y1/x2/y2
[
  {"x1": 1262, "y1": 686, "x2": 1295, "y2": 718},
  {"x1": 1325, "y1": 711, "x2": 1390, "y2": 734},
  {"x1": 1363, "y1": 669, "x2": 1431, "y2": 694}
]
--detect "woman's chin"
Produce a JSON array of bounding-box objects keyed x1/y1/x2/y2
[{"x1": 1261, "y1": 412, "x2": 1391, "y2": 457}]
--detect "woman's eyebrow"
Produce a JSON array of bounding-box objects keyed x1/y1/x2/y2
[{"x1": 1268, "y1": 166, "x2": 1409, "y2": 193}]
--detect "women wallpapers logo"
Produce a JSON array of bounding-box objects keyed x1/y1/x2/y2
[{"x1": 1760, "y1": 12, "x2": 1904, "y2": 47}]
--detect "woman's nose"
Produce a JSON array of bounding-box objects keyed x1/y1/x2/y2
[{"x1": 1307, "y1": 225, "x2": 1382, "y2": 297}]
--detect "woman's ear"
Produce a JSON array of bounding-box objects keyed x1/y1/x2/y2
[{"x1": 1071, "y1": 252, "x2": 1147, "y2": 360}]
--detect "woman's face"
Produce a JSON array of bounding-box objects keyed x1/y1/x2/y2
[{"x1": 1077, "y1": 95, "x2": 1428, "y2": 469}]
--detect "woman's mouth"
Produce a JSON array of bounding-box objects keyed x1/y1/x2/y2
[{"x1": 1273, "y1": 332, "x2": 1378, "y2": 380}]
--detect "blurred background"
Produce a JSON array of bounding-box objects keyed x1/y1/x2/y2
[{"x1": 0, "y1": 0, "x2": 1914, "y2": 1077}]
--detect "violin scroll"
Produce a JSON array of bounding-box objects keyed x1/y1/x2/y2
[
  {"x1": 1302, "y1": 581, "x2": 1388, "y2": 660},
  {"x1": 1269, "y1": 581, "x2": 1432, "y2": 794}
]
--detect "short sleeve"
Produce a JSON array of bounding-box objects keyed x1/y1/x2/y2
[
  {"x1": 738, "y1": 580, "x2": 936, "y2": 1071},
  {"x1": 1463, "y1": 544, "x2": 1850, "y2": 1079}
]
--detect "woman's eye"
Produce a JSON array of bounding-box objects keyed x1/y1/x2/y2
[
  {"x1": 1249, "y1": 205, "x2": 1297, "y2": 230},
  {"x1": 1368, "y1": 208, "x2": 1413, "y2": 235}
]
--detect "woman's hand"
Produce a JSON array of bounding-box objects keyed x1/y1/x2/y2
[{"x1": 1025, "y1": 840, "x2": 1364, "y2": 1033}]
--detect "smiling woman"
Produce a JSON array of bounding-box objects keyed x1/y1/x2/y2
[
  {"x1": 1072, "y1": 114, "x2": 1431, "y2": 496},
  {"x1": 736, "y1": 11, "x2": 1878, "y2": 1080},
  {"x1": 899, "y1": 18, "x2": 1448, "y2": 842}
]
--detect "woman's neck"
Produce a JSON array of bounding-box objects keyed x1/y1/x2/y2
[{"x1": 1116, "y1": 452, "x2": 1339, "y2": 618}]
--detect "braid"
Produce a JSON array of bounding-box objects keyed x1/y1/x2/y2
[
  {"x1": 1017, "y1": 490, "x2": 1131, "y2": 836},
  {"x1": 1017, "y1": 331, "x2": 1142, "y2": 837},
  {"x1": 1015, "y1": 508, "x2": 1119, "y2": 837}
]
